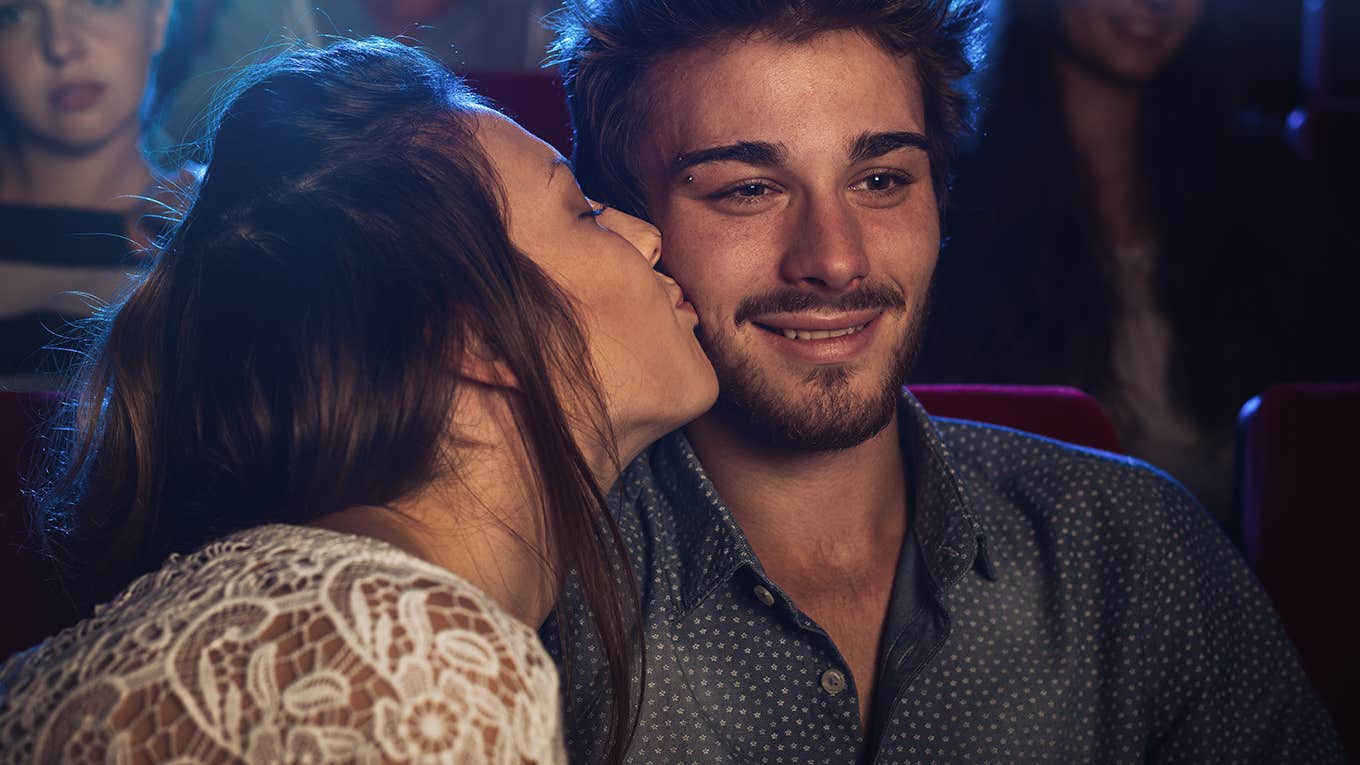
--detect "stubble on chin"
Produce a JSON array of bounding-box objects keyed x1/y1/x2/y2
[{"x1": 698, "y1": 316, "x2": 923, "y2": 452}]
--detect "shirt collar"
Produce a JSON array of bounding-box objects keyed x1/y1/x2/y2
[
  {"x1": 648, "y1": 389, "x2": 994, "y2": 619},
  {"x1": 902, "y1": 391, "x2": 997, "y2": 593},
  {"x1": 643, "y1": 430, "x2": 761, "y2": 614}
]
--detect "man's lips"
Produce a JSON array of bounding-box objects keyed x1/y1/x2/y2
[
  {"x1": 747, "y1": 310, "x2": 884, "y2": 364},
  {"x1": 752, "y1": 309, "x2": 882, "y2": 339}
]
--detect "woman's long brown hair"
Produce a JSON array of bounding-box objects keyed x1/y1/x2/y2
[{"x1": 31, "y1": 38, "x2": 640, "y2": 764}]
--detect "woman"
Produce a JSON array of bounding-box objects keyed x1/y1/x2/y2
[
  {"x1": 0, "y1": 38, "x2": 717, "y2": 764},
  {"x1": 0, "y1": 0, "x2": 187, "y2": 386},
  {"x1": 918, "y1": 0, "x2": 1359, "y2": 528}
]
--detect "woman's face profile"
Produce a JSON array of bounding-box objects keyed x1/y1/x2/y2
[
  {"x1": 0, "y1": 0, "x2": 169, "y2": 152},
  {"x1": 475, "y1": 111, "x2": 718, "y2": 455},
  {"x1": 1056, "y1": 0, "x2": 1204, "y2": 85}
]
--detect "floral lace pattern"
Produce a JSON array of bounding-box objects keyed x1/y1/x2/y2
[{"x1": 0, "y1": 525, "x2": 565, "y2": 765}]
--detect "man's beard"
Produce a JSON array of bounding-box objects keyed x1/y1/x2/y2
[{"x1": 700, "y1": 284, "x2": 926, "y2": 452}]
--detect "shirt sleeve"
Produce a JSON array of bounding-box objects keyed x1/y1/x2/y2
[{"x1": 1137, "y1": 474, "x2": 1344, "y2": 764}]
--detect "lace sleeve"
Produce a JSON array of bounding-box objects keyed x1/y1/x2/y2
[{"x1": 1, "y1": 541, "x2": 566, "y2": 765}]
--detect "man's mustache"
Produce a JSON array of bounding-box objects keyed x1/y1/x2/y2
[{"x1": 732, "y1": 284, "x2": 907, "y2": 326}]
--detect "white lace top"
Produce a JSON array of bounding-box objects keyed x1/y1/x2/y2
[{"x1": 0, "y1": 524, "x2": 566, "y2": 764}]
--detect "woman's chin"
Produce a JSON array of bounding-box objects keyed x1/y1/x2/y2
[{"x1": 693, "y1": 367, "x2": 720, "y2": 420}]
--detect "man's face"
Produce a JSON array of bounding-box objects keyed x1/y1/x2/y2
[{"x1": 639, "y1": 29, "x2": 939, "y2": 449}]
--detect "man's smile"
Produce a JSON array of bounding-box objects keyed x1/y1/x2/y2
[
  {"x1": 748, "y1": 309, "x2": 886, "y2": 363},
  {"x1": 752, "y1": 308, "x2": 881, "y2": 336}
]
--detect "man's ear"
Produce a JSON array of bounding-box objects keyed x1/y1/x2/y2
[{"x1": 459, "y1": 338, "x2": 520, "y2": 390}]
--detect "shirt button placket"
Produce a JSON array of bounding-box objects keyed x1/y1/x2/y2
[{"x1": 820, "y1": 668, "x2": 847, "y2": 696}]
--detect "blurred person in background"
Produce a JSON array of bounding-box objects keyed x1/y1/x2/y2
[
  {"x1": 917, "y1": 0, "x2": 1360, "y2": 530},
  {"x1": 0, "y1": 0, "x2": 193, "y2": 389},
  {"x1": 152, "y1": 0, "x2": 557, "y2": 159}
]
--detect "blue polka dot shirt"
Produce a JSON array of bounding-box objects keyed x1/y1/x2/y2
[{"x1": 542, "y1": 392, "x2": 1342, "y2": 763}]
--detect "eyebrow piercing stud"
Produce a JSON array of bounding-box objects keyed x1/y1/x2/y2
[{"x1": 685, "y1": 174, "x2": 695, "y2": 184}]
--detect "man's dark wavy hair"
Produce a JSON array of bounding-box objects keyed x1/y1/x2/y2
[{"x1": 549, "y1": 0, "x2": 981, "y2": 219}]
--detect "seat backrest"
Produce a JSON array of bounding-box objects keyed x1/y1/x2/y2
[
  {"x1": 462, "y1": 70, "x2": 572, "y2": 157},
  {"x1": 1238, "y1": 382, "x2": 1359, "y2": 757},
  {"x1": 908, "y1": 384, "x2": 1122, "y2": 453}
]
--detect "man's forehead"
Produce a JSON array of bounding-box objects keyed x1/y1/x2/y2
[{"x1": 643, "y1": 28, "x2": 926, "y2": 163}]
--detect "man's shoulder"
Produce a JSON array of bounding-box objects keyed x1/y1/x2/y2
[
  {"x1": 933, "y1": 415, "x2": 1164, "y2": 485},
  {"x1": 931, "y1": 416, "x2": 1253, "y2": 639},
  {"x1": 931, "y1": 416, "x2": 1215, "y2": 548}
]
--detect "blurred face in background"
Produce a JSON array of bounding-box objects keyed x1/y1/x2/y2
[
  {"x1": 0, "y1": 0, "x2": 169, "y2": 153},
  {"x1": 1057, "y1": 0, "x2": 1204, "y2": 85}
]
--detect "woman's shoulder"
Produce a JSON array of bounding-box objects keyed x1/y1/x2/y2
[{"x1": 0, "y1": 524, "x2": 564, "y2": 764}]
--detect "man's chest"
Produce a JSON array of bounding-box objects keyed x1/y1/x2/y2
[
  {"x1": 783, "y1": 577, "x2": 896, "y2": 730},
  {"x1": 558, "y1": 575, "x2": 1141, "y2": 765}
]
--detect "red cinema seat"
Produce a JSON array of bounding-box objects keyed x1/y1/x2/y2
[
  {"x1": 0, "y1": 391, "x2": 73, "y2": 662},
  {"x1": 1237, "y1": 382, "x2": 1359, "y2": 757},
  {"x1": 908, "y1": 384, "x2": 1122, "y2": 453},
  {"x1": 462, "y1": 70, "x2": 572, "y2": 157}
]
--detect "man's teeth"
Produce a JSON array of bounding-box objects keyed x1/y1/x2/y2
[{"x1": 779, "y1": 324, "x2": 867, "y2": 341}]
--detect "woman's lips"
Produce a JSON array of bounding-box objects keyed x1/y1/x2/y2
[
  {"x1": 665, "y1": 282, "x2": 698, "y2": 320},
  {"x1": 50, "y1": 82, "x2": 106, "y2": 111}
]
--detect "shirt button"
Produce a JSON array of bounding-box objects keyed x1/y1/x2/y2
[
  {"x1": 820, "y1": 668, "x2": 847, "y2": 696},
  {"x1": 753, "y1": 585, "x2": 775, "y2": 606}
]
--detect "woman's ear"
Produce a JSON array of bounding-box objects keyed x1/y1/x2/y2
[{"x1": 459, "y1": 337, "x2": 520, "y2": 390}]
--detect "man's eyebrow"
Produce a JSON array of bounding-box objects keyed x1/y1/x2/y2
[
  {"x1": 547, "y1": 156, "x2": 572, "y2": 188},
  {"x1": 848, "y1": 131, "x2": 930, "y2": 164},
  {"x1": 670, "y1": 141, "x2": 786, "y2": 179}
]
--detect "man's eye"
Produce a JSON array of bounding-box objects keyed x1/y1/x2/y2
[
  {"x1": 854, "y1": 171, "x2": 913, "y2": 194},
  {"x1": 732, "y1": 183, "x2": 772, "y2": 197},
  {"x1": 711, "y1": 181, "x2": 780, "y2": 207}
]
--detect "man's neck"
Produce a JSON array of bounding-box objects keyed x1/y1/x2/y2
[
  {"x1": 686, "y1": 406, "x2": 911, "y2": 733},
  {"x1": 684, "y1": 409, "x2": 910, "y2": 577},
  {"x1": 0, "y1": 122, "x2": 154, "y2": 212}
]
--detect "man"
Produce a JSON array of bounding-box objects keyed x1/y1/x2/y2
[{"x1": 542, "y1": 1, "x2": 1343, "y2": 762}]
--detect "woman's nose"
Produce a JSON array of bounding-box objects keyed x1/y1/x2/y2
[
  {"x1": 597, "y1": 206, "x2": 662, "y2": 267},
  {"x1": 42, "y1": 7, "x2": 88, "y2": 66}
]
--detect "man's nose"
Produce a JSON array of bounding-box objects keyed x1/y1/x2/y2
[
  {"x1": 779, "y1": 194, "x2": 868, "y2": 291},
  {"x1": 43, "y1": 8, "x2": 87, "y2": 66}
]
